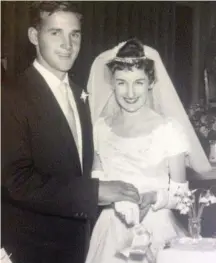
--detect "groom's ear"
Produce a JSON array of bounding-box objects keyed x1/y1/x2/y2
[{"x1": 28, "y1": 27, "x2": 39, "y2": 46}]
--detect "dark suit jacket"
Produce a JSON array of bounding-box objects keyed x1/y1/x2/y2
[{"x1": 2, "y1": 66, "x2": 99, "y2": 263}]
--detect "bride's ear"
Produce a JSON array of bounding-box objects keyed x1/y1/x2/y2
[
  {"x1": 28, "y1": 27, "x2": 39, "y2": 46},
  {"x1": 148, "y1": 79, "x2": 156, "y2": 91}
]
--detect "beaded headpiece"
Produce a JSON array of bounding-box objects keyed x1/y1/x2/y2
[{"x1": 111, "y1": 56, "x2": 147, "y2": 64}]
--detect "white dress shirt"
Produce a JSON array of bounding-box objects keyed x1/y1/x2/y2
[{"x1": 33, "y1": 60, "x2": 83, "y2": 168}]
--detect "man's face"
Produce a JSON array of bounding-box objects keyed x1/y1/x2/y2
[{"x1": 30, "y1": 11, "x2": 81, "y2": 79}]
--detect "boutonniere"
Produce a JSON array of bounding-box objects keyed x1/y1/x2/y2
[{"x1": 80, "y1": 90, "x2": 89, "y2": 103}]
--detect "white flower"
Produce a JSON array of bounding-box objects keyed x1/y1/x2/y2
[
  {"x1": 176, "y1": 201, "x2": 191, "y2": 215},
  {"x1": 199, "y1": 196, "x2": 209, "y2": 204},
  {"x1": 182, "y1": 196, "x2": 190, "y2": 204},
  {"x1": 199, "y1": 126, "x2": 209, "y2": 137},
  {"x1": 201, "y1": 115, "x2": 207, "y2": 124},
  {"x1": 209, "y1": 195, "x2": 216, "y2": 204},
  {"x1": 175, "y1": 189, "x2": 195, "y2": 215},
  {"x1": 180, "y1": 206, "x2": 190, "y2": 215},
  {"x1": 176, "y1": 203, "x2": 185, "y2": 211},
  {"x1": 176, "y1": 201, "x2": 190, "y2": 214},
  {"x1": 80, "y1": 90, "x2": 89, "y2": 103},
  {"x1": 187, "y1": 191, "x2": 192, "y2": 197},
  {"x1": 200, "y1": 191, "x2": 216, "y2": 205}
]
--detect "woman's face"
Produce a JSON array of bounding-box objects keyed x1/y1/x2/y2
[{"x1": 112, "y1": 67, "x2": 150, "y2": 113}]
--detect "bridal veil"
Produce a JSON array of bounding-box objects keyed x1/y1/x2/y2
[{"x1": 87, "y1": 42, "x2": 212, "y2": 174}]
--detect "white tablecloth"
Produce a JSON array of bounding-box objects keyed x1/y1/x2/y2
[{"x1": 157, "y1": 238, "x2": 216, "y2": 263}]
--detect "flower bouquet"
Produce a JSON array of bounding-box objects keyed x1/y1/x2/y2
[
  {"x1": 188, "y1": 101, "x2": 216, "y2": 155},
  {"x1": 175, "y1": 187, "x2": 216, "y2": 239}
]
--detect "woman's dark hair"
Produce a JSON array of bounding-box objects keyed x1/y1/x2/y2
[
  {"x1": 107, "y1": 38, "x2": 156, "y2": 85},
  {"x1": 30, "y1": 1, "x2": 82, "y2": 29}
]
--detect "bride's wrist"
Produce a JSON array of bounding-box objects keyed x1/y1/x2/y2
[{"x1": 151, "y1": 189, "x2": 169, "y2": 211}]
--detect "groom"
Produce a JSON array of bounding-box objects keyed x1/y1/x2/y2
[{"x1": 1, "y1": 2, "x2": 140, "y2": 263}]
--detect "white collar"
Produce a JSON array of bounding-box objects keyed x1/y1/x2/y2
[{"x1": 33, "y1": 59, "x2": 69, "y2": 89}]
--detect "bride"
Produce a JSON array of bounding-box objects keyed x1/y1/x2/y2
[{"x1": 85, "y1": 39, "x2": 211, "y2": 263}]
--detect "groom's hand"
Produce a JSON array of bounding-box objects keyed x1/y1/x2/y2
[
  {"x1": 139, "y1": 191, "x2": 157, "y2": 209},
  {"x1": 139, "y1": 204, "x2": 151, "y2": 222},
  {"x1": 98, "y1": 181, "x2": 140, "y2": 205},
  {"x1": 139, "y1": 191, "x2": 157, "y2": 222}
]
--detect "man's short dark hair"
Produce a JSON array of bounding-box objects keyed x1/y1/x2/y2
[{"x1": 30, "y1": 1, "x2": 82, "y2": 28}]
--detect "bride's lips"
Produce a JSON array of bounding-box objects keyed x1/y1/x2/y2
[{"x1": 124, "y1": 97, "x2": 139, "y2": 104}]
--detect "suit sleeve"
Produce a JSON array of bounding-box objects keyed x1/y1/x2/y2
[{"x1": 2, "y1": 88, "x2": 99, "y2": 220}]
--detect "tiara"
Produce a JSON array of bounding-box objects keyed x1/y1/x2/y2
[{"x1": 112, "y1": 56, "x2": 147, "y2": 63}]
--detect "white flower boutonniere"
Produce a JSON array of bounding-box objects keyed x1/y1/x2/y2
[{"x1": 80, "y1": 90, "x2": 89, "y2": 103}]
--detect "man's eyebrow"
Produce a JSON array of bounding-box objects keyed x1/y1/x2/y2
[
  {"x1": 72, "y1": 29, "x2": 81, "y2": 33},
  {"x1": 47, "y1": 28, "x2": 62, "y2": 32},
  {"x1": 47, "y1": 28, "x2": 81, "y2": 33}
]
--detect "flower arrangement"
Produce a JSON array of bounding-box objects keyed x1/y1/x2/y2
[
  {"x1": 188, "y1": 101, "x2": 216, "y2": 141},
  {"x1": 175, "y1": 187, "x2": 216, "y2": 239},
  {"x1": 175, "y1": 187, "x2": 216, "y2": 218}
]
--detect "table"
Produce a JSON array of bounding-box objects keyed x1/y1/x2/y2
[{"x1": 156, "y1": 238, "x2": 216, "y2": 263}]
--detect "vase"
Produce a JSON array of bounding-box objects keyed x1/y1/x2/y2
[{"x1": 188, "y1": 218, "x2": 202, "y2": 239}]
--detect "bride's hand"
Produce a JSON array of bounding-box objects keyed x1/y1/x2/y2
[
  {"x1": 98, "y1": 181, "x2": 140, "y2": 205},
  {"x1": 115, "y1": 201, "x2": 140, "y2": 226}
]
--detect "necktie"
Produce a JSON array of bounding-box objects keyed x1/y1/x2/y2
[{"x1": 62, "y1": 82, "x2": 79, "y2": 150}]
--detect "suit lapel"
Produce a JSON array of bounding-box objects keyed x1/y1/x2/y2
[
  {"x1": 25, "y1": 66, "x2": 82, "y2": 173},
  {"x1": 69, "y1": 79, "x2": 94, "y2": 177}
]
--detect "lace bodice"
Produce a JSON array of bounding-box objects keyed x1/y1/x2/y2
[{"x1": 93, "y1": 116, "x2": 190, "y2": 192}]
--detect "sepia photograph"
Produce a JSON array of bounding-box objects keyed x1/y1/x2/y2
[{"x1": 1, "y1": 1, "x2": 216, "y2": 263}]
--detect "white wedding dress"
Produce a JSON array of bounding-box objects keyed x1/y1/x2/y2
[{"x1": 86, "y1": 115, "x2": 190, "y2": 263}]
